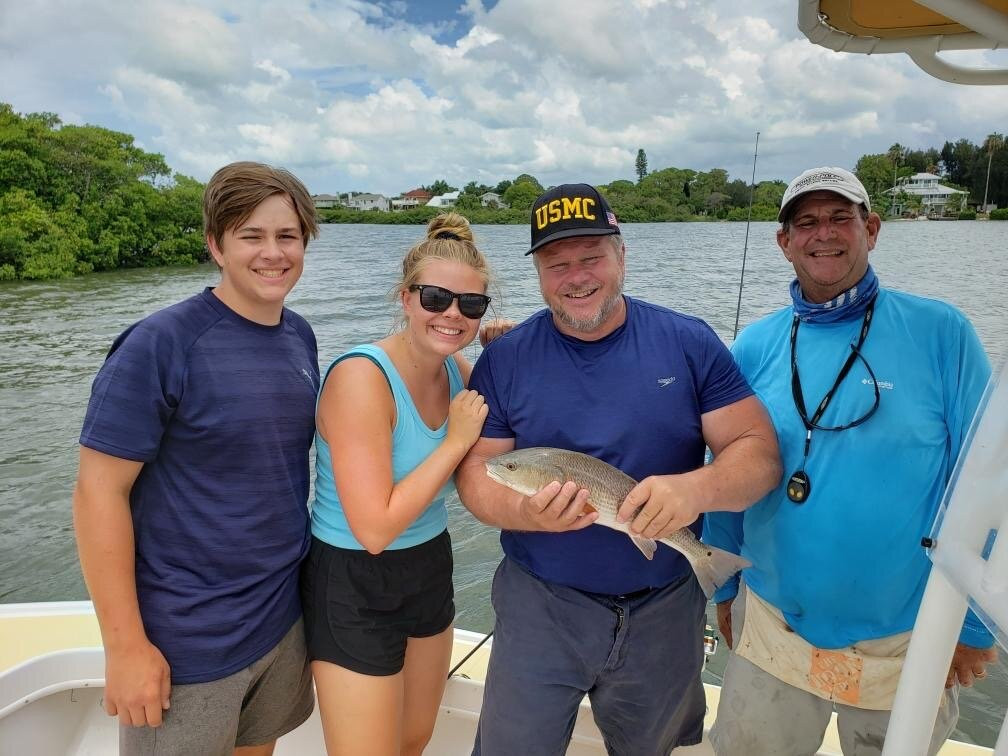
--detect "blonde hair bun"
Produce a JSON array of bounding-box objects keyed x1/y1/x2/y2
[{"x1": 425, "y1": 212, "x2": 474, "y2": 243}]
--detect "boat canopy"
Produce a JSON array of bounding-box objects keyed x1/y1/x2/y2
[{"x1": 798, "y1": 0, "x2": 1008, "y2": 84}]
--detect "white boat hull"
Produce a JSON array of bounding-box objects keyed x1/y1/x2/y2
[{"x1": 0, "y1": 637, "x2": 616, "y2": 756}]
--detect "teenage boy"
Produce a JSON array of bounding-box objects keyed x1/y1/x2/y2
[{"x1": 73, "y1": 161, "x2": 320, "y2": 755}]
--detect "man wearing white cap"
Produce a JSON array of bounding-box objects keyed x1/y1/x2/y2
[{"x1": 703, "y1": 167, "x2": 998, "y2": 755}]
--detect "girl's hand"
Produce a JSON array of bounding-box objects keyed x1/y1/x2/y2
[
  {"x1": 479, "y1": 318, "x2": 516, "y2": 347},
  {"x1": 446, "y1": 389, "x2": 488, "y2": 452}
]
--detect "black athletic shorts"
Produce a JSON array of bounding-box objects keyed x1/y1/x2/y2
[{"x1": 301, "y1": 530, "x2": 455, "y2": 676}]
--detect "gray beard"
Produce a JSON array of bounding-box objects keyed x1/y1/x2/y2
[{"x1": 550, "y1": 284, "x2": 624, "y2": 334}]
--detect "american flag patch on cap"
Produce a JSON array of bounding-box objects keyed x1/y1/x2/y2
[{"x1": 606, "y1": 211, "x2": 618, "y2": 226}]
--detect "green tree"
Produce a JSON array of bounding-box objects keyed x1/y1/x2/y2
[
  {"x1": 502, "y1": 180, "x2": 541, "y2": 211},
  {"x1": 941, "y1": 139, "x2": 979, "y2": 188},
  {"x1": 725, "y1": 179, "x2": 750, "y2": 208},
  {"x1": 635, "y1": 149, "x2": 648, "y2": 183},
  {"x1": 681, "y1": 169, "x2": 728, "y2": 215},
  {"x1": 886, "y1": 143, "x2": 907, "y2": 192},
  {"x1": 638, "y1": 167, "x2": 693, "y2": 208},
  {"x1": 425, "y1": 179, "x2": 456, "y2": 196},
  {"x1": 856, "y1": 154, "x2": 897, "y2": 215},
  {"x1": 455, "y1": 192, "x2": 482, "y2": 213},
  {"x1": 706, "y1": 191, "x2": 729, "y2": 217},
  {"x1": 0, "y1": 102, "x2": 205, "y2": 280},
  {"x1": 0, "y1": 105, "x2": 57, "y2": 199},
  {"x1": 599, "y1": 179, "x2": 637, "y2": 199},
  {"x1": 463, "y1": 180, "x2": 490, "y2": 196},
  {"x1": 512, "y1": 174, "x2": 544, "y2": 193},
  {"x1": 753, "y1": 181, "x2": 787, "y2": 209},
  {"x1": 0, "y1": 188, "x2": 92, "y2": 279},
  {"x1": 982, "y1": 133, "x2": 1004, "y2": 211}
]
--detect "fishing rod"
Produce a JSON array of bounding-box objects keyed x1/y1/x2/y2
[
  {"x1": 447, "y1": 630, "x2": 494, "y2": 679},
  {"x1": 732, "y1": 131, "x2": 760, "y2": 341}
]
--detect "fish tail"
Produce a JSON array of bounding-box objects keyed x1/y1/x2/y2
[{"x1": 686, "y1": 545, "x2": 751, "y2": 599}]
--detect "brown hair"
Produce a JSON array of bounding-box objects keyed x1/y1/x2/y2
[
  {"x1": 202, "y1": 161, "x2": 319, "y2": 248},
  {"x1": 392, "y1": 212, "x2": 494, "y2": 327}
]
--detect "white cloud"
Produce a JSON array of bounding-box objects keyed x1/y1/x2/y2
[
  {"x1": 2, "y1": 0, "x2": 1006, "y2": 195},
  {"x1": 255, "y1": 60, "x2": 292, "y2": 83}
]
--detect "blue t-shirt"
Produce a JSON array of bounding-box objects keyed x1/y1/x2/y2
[
  {"x1": 79, "y1": 288, "x2": 319, "y2": 684},
  {"x1": 469, "y1": 296, "x2": 753, "y2": 595},
  {"x1": 703, "y1": 288, "x2": 993, "y2": 649},
  {"x1": 311, "y1": 344, "x2": 465, "y2": 550}
]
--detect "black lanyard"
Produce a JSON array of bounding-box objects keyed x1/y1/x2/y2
[{"x1": 786, "y1": 298, "x2": 880, "y2": 503}]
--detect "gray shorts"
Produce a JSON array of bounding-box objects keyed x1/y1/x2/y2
[
  {"x1": 120, "y1": 618, "x2": 314, "y2": 756},
  {"x1": 473, "y1": 556, "x2": 707, "y2": 756},
  {"x1": 709, "y1": 595, "x2": 960, "y2": 756}
]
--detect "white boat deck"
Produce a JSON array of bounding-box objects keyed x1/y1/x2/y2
[{"x1": 0, "y1": 601, "x2": 993, "y2": 755}]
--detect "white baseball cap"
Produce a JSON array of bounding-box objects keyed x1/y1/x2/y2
[{"x1": 778, "y1": 166, "x2": 871, "y2": 223}]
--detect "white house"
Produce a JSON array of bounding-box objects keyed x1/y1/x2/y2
[
  {"x1": 480, "y1": 192, "x2": 507, "y2": 208},
  {"x1": 427, "y1": 191, "x2": 460, "y2": 208},
  {"x1": 312, "y1": 193, "x2": 341, "y2": 209},
  {"x1": 391, "y1": 196, "x2": 421, "y2": 210},
  {"x1": 885, "y1": 173, "x2": 968, "y2": 217},
  {"x1": 347, "y1": 193, "x2": 390, "y2": 212}
]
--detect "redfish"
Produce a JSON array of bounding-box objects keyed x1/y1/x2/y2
[{"x1": 486, "y1": 447, "x2": 750, "y2": 597}]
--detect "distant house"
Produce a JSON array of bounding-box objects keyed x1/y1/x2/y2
[
  {"x1": 427, "y1": 191, "x2": 460, "y2": 208},
  {"x1": 312, "y1": 193, "x2": 341, "y2": 209},
  {"x1": 347, "y1": 193, "x2": 390, "y2": 212},
  {"x1": 405, "y1": 188, "x2": 433, "y2": 204},
  {"x1": 885, "y1": 173, "x2": 968, "y2": 217},
  {"x1": 391, "y1": 188, "x2": 433, "y2": 210},
  {"x1": 480, "y1": 192, "x2": 507, "y2": 209},
  {"x1": 391, "y1": 196, "x2": 420, "y2": 210}
]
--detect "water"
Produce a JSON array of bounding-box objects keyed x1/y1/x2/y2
[{"x1": 1, "y1": 221, "x2": 1005, "y2": 745}]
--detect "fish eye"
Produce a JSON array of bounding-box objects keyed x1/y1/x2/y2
[{"x1": 506, "y1": 462, "x2": 517, "y2": 470}]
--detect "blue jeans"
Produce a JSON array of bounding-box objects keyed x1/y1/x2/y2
[{"x1": 473, "y1": 557, "x2": 706, "y2": 756}]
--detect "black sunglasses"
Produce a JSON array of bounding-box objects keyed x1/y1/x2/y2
[{"x1": 408, "y1": 284, "x2": 490, "y2": 319}]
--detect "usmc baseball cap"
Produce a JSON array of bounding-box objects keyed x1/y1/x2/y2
[
  {"x1": 527, "y1": 183, "x2": 620, "y2": 255},
  {"x1": 778, "y1": 167, "x2": 871, "y2": 223}
]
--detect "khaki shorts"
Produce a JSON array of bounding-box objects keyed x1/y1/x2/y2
[
  {"x1": 710, "y1": 651, "x2": 959, "y2": 756},
  {"x1": 119, "y1": 618, "x2": 314, "y2": 756},
  {"x1": 710, "y1": 588, "x2": 959, "y2": 756}
]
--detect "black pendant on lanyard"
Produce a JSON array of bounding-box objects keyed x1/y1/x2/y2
[
  {"x1": 787, "y1": 470, "x2": 812, "y2": 503},
  {"x1": 788, "y1": 298, "x2": 881, "y2": 504}
]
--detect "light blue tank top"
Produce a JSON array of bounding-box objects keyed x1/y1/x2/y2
[{"x1": 311, "y1": 343, "x2": 464, "y2": 550}]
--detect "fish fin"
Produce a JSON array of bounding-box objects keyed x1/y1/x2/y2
[
  {"x1": 630, "y1": 535, "x2": 657, "y2": 561},
  {"x1": 687, "y1": 545, "x2": 752, "y2": 599}
]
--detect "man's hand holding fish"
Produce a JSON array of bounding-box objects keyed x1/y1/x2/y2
[
  {"x1": 616, "y1": 473, "x2": 705, "y2": 540},
  {"x1": 521, "y1": 479, "x2": 598, "y2": 532}
]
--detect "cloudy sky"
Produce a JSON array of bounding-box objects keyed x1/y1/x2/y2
[{"x1": 3, "y1": 0, "x2": 1007, "y2": 196}]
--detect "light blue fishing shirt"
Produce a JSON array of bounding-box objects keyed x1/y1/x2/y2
[
  {"x1": 311, "y1": 343, "x2": 464, "y2": 550},
  {"x1": 704, "y1": 288, "x2": 994, "y2": 649}
]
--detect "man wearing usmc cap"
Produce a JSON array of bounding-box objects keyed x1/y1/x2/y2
[
  {"x1": 455, "y1": 183, "x2": 781, "y2": 754},
  {"x1": 704, "y1": 166, "x2": 998, "y2": 755}
]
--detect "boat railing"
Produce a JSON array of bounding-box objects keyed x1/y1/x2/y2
[{"x1": 883, "y1": 355, "x2": 1008, "y2": 755}]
